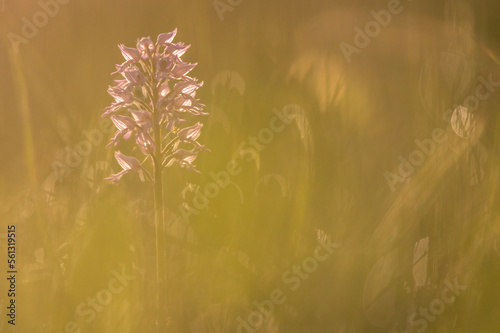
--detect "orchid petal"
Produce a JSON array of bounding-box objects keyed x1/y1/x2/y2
[
  {"x1": 118, "y1": 44, "x2": 141, "y2": 62},
  {"x1": 157, "y1": 29, "x2": 177, "y2": 45},
  {"x1": 177, "y1": 122, "x2": 203, "y2": 142}
]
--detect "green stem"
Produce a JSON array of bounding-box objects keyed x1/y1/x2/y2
[
  {"x1": 153, "y1": 155, "x2": 165, "y2": 328},
  {"x1": 151, "y1": 57, "x2": 167, "y2": 329}
]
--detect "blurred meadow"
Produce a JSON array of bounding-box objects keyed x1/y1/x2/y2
[{"x1": 1, "y1": 0, "x2": 500, "y2": 332}]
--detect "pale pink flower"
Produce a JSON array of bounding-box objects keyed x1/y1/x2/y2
[
  {"x1": 107, "y1": 115, "x2": 136, "y2": 147},
  {"x1": 137, "y1": 37, "x2": 154, "y2": 59},
  {"x1": 107, "y1": 84, "x2": 134, "y2": 104},
  {"x1": 122, "y1": 67, "x2": 146, "y2": 87},
  {"x1": 177, "y1": 122, "x2": 209, "y2": 151},
  {"x1": 119, "y1": 44, "x2": 141, "y2": 62},
  {"x1": 112, "y1": 45, "x2": 142, "y2": 74},
  {"x1": 174, "y1": 79, "x2": 203, "y2": 96},
  {"x1": 103, "y1": 29, "x2": 209, "y2": 184},
  {"x1": 165, "y1": 43, "x2": 190, "y2": 57},
  {"x1": 171, "y1": 62, "x2": 197, "y2": 79},
  {"x1": 156, "y1": 56, "x2": 176, "y2": 78},
  {"x1": 105, "y1": 151, "x2": 145, "y2": 183},
  {"x1": 128, "y1": 109, "x2": 152, "y2": 128},
  {"x1": 177, "y1": 122, "x2": 203, "y2": 142},
  {"x1": 164, "y1": 149, "x2": 200, "y2": 173},
  {"x1": 158, "y1": 81, "x2": 171, "y2": 97},
  {"x1": 135, "y1": 129, "x2": 156, "y2": 155},
  {"x1": 103, "y1": 32, "x2": 207, "y2": 327},
  {"x1": 157, "y1": 29, "x2": 177, "y2": 45}
]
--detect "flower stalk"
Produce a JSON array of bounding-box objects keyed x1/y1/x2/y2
[{"x1": 102, "y1": 29, "x2": 208, "y2": 328}]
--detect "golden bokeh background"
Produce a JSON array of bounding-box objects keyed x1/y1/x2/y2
[{"x1": 1, "y1": 0, "x2": 500, "y2": 332}]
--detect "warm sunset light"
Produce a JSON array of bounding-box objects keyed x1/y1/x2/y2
[{"x1": 1, "y1": 0, "x2": 500, "y2": 332}]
